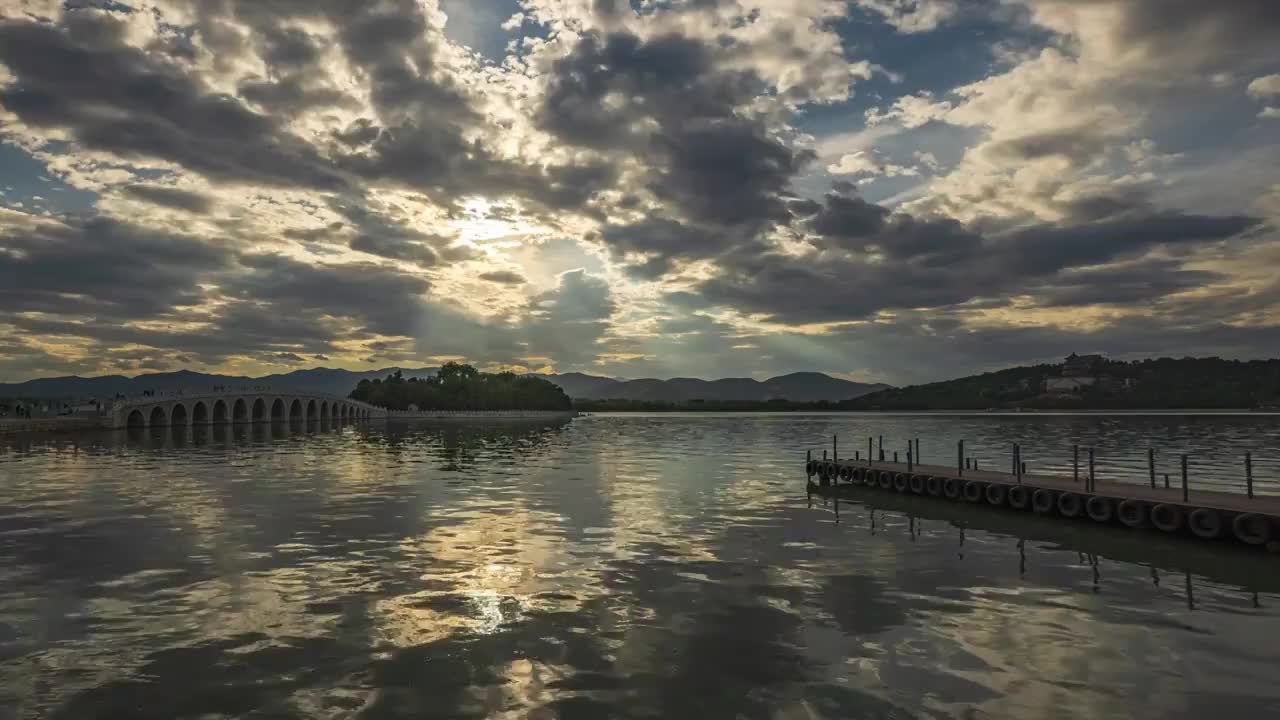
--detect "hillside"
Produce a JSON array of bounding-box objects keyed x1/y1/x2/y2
[
  {"x1": 534, "y1": 371, "x2": 888, "y2": 402},
  {"x1": 840, "y1": 357, "x2": 1280, "y2": 410}
]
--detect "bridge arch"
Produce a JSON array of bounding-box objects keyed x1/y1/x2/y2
[
  {"x1": 149, "y1": 406, "x2": 167, "y2": 427},
  {"x1": 232, "y1": 398, "x2": 248, "y2": 423},
  {"x1": 252, "y1": 398, "x2": 267, "y2": 422},
  {"x1": 192, "y1": 401, "x2": 208, "y2": 424},
  {"x1": 306, "y1": 399, "x2": 317, "y2": 422},
  {"x1": 127, "y1": 409, "x2": 146, "y2": 428},
  {"x1": 290, "y1": 398, "x2": 303, "y2": 422},
  {"x1": 212, "y1": 399, "x2": 228, "y2": 423},
  {"x1": 271, "y1": 398, "x2": 285, "y2": 421},
  {"x1": 171, "y1": 403, "x2": 188, "y2": 426}
]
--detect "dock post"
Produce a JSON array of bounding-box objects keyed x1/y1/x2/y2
[
  {"x1": 1164, "y1": 473, "x2": 1170, "y2": 489},
  {"x1": 1148, "y1": 448, "x2": 1156, "y2": 488},
  {"x1": 915, "y1": 438, "x2": 920, "y2": 463},
  {"x1": 907, "y1": 446, "x2": 913, "y2": 472},
  {"x1": 1181, "y1": 454, "x2": 1189, "y2": 502},
  {"x1": 1088, "y1": 448, "x2": 1095, "y2": 493},
  {"x1": 879, "y1": 435, "x2": 884, "y2": 461},
  {"x1": 894, "y1": 451, "x2": 899, "y2": 463},
  {"x1": 807, "y1": 449, "x2": 811, "y2": 465},
  {"x1": 822, "y1": 450, "x2": 827, "y2": 461},
  {"x1": 1073, "y1": 444, "x2": 1079, "y2": 483},
  {"x1": 958, "y1": 439, "x2": 964, "y2": 477},
  {"x1": 1246, "y1": 452, "x2": 1253, "y2": 499},
  {"x1": 833, "y1": 435, "x2": 837, "y2": 462},
  {"x1": 868, "y1": 437, "x2": 873, "y2": 466}
]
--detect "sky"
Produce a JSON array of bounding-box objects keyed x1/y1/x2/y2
[{"x1": 0, "y1": 0, "x2": 1278, "y2": 386}]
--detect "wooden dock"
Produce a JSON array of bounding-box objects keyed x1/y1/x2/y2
[{"x1": 806, "y1": 455, "x2": 1280, "y2": 550}]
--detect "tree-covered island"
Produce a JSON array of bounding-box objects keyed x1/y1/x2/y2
[{"x1": 348, "y1": 363, "x2": 572, "y2": 411}]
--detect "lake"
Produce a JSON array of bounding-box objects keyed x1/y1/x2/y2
[{"x1": 2, "y1": 413, "x2": 1280, "y2": 719}]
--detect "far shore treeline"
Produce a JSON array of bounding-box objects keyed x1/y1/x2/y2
[
  {"x1": 349, "y1": 364, "x2": 572, "y2": 411},
  {"x1": 578, "y1": 356, "x2": 1280, "y2": 411}
]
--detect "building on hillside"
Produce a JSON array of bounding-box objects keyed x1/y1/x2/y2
[
  {"x1": 1062, "y1": 353, "x2": 1104, "y2": 377},
  {"x1": 1044, "y1": 376, "x2": 1097, "y2": 394}
]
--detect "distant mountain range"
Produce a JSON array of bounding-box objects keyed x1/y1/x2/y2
[
  {"x1": 533, "y1": 371, "x2": 888, "y2": 403},
  {"x1": 0, "y1": 367, "x2": 888, "y2": 404}
]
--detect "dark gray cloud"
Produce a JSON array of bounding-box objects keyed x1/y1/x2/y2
[
  {"x1": 479, "y1": 270, "x2": 526, "y2": 285},
  {"x1": 349, "y1": 234, "x2": 439, "y2": 268},
  {"x1": 222, "y1": 253, "x2": 430, "y2": 338},
  {"x1": 0, "y1": 215, "x2": 232, "y2": 319},
  {"x1": 1101, "y1": 0, "x2": 1280, "y2": 71},
  {"x1": 121, "y1": 184, "x2": 215, "y2": 213},
  {"x1": 1027, "y1": 260, "x2": 1223, "y2": 308},
  {"x1": 0, "y1": 13, "x2": 346, "y2": 190},
  {"x1": 541, "y1": 30, "x2": 810, "y2": 260},
  {"x1": 524, "y1": 270, "x2": 617, "y2": 368},
  {"x1": 697, "y1": 190, "x2": 1262, "y2": 324},
  {"x1": 328, "y1": 197, "x2": 470, "y2": 267}
]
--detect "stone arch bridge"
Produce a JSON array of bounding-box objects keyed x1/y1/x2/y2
[{"x1": 107, "y1": 391, "x2": 387, "y2": 429}]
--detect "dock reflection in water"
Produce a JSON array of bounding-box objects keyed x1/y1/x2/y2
[{"x1": 2, "y1": 412, "x2": 1279, "y2": 719}]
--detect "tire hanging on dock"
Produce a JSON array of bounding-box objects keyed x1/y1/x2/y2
[
  {"x1": 926, "y1": 476, "x2": 944, "y2": 497},
  {"x1": 943, "y1": 477, "x2": 963, "y2": 500},
  {"x1": 1086, "y1": 496, "x2": 1114, "y2": 523},
  {"x1": 893, "y1": 473, "x2": 910, "y2": 493},
  {"x1": 910, "y1": 474, "x2": 927, "y2": 494},
  {"x1": 1188, "y1": 508, "x2": 1224, "y2": 539},
  {"x1": 878, "y1": 471, "x2": 894, "y2": 490},
  {"x1": 1118, "y1": 500, "x2": 1148, "y2": 528},
  {"x1": 963, "y1": 481, "x2": 985, "y2": 503},
  {"x1": 1031, "y1": 489, "x2": 1055, "y2": 513},
  {"x1": 1056, "y1": 492, "x2": 1084, "y2": 518},
  {"x1": 1232, "y1": 513, "x2": 1274, "y2": 546},
  {"x1": 1008, "y1": 485, "x2": 1033, "y2": 510},
  {"x1": 1150, "y1": 503, "x2": 1183, "y2": 532},
  {"x1": 984, "y1": 483, "x2": 1008, "y2": 506}
]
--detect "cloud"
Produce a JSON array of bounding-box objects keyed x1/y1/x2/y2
[
  {"x1": 0, "y1": 0, "x2": 1277, "y2": 386},
  {"x1": 0, "y1": 14, "x2": 347, "y2": 190},
  {"x1": 478, "y1": 270, "x2": 526, "y2": 285},
  {"x1": 121, "y1": 184, "x2": 215, "y2": 214},
  {"x1": 0, "y1": 210, "x2": 232, "y2": 319},
  {"x1": 1247, "y1": 74, "x2": 1280, "y2": 99},
  {"x1": 827, "y1": 150, "x2": 920, "y2": 178},
  {"x1": 523, "y1": 269, "x2": 616, "y2": 369},
  {"x1": 696, "y1": 189, "x2": 1261, "y2": 324},
  {"x1": 855, "y1": 0, "x2": 959, "y2": 33}
]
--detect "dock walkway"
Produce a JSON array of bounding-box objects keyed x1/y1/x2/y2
[{"x1": 809, "y1": 456, "x2": 1280, "y2": 549}]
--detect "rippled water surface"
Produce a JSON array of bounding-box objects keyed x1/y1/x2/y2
[{"x1": 3, "y1": 413, "x2": 1280, "y2": 719}]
